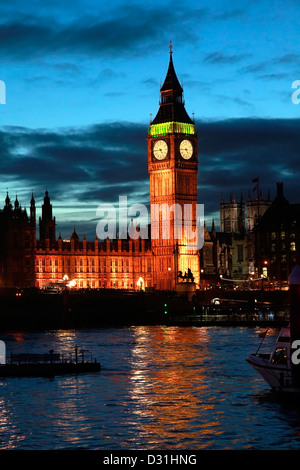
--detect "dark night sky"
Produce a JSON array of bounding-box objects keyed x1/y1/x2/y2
[{"x1": 1, "y1": 0, "x2": 300, "y2": 239}]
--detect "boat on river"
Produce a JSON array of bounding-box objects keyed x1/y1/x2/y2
[
  {"x1": 246, "y1": 325, "x2": 296, "y2": 393},
  {"x1": 0, "y1": 347, "x2": 101, "y2": 377},
  {"x1": 246, "y1": 266, "x2": 300, "y2": 394}
]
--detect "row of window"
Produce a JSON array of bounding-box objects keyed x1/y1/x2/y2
[
  {"x1": 37, "y1": 267, "x2": 152, "y2": 274},
  {"x1": 36, "y1": 258, "x2": 152, "y2": 273},
  {"x1": 270, "y1": 254, "x2": 297, "y2": 264},
  {"x1": 271, "y1": 231, "x2": 297, "y2": 240},
  {"x1": 270, "y1": 241, "x2": 296, "y2": 252}
]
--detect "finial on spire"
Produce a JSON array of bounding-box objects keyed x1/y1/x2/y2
[{"x1": 169, "y1": 40, "x2": 173, "y2": 56}]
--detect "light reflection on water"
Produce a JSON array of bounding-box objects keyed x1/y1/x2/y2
[
  {"x1": 128, "y1": 327, "x2": 216, "y2": 449},
  {"x1": 0, "y1": 326, "x2": 300, "y2": 449}
]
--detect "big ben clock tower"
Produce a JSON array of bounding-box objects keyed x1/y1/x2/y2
[{"x1": 148, "y1": 43, "x2": 200, "y2": 291}]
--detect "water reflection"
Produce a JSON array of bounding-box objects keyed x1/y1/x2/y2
[
  {"x1": 1, "y1": 326, "x2": 300, "y2": 449},
  {"x1": 0, "y1": 395, "x2": 27, "y2": 448},
  {"x1": 128, "y1": 326, "x2": 222, "y2": 448}
]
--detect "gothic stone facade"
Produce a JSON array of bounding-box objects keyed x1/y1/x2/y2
[{"x1": 0, "y1": 50, "x2": 201, "y2": 291}]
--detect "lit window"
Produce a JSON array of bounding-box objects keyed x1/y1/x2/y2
[{"x1": 262, "y1": 266, "x2": 268, "y2": 278}]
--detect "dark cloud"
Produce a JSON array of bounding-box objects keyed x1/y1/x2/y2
[
  {"x1": 239, "y1": 62, "x2": 267, "y2": 74},
  {"x1": 197, "y1": 118, "x2": 300, "y2": 217},
  {"x1": 204, "y1": 52, "x2": 250, "y2": 65},
  {"x1": 258, "y1": 73, "x2": 289, "y2": 81},
  {"x1": 239, "y1": 53, "x2": 300, "y2": 79},
  {"x1": 0, "y1": 121, "x2": 149, "y2": 205},
  {"x1": 273, "y1": 53, "x2": 300, "y2": 65},
  {"x1": 1, "y1": 117, "x2": 300, "y2": 234},
  {"x1": 213, "y1": 94, "x2": 253, "y2": 111},
  {"x1": 0, "y1": 5, "x2": 205, "y2": 61}
]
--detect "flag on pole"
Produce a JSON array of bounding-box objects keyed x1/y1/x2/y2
[
  {"x1": 252, "y1": 177, "x2": 259, "y2": 192},
  {"x1": 255, "y1": 328, "x2": 269, "y2": 354}
]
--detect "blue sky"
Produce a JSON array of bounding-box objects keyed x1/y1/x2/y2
[{"x1": 1, "y1": 0, "x2": 300, "y2": 238}]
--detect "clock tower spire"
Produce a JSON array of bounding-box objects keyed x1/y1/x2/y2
[
  {"x1": 148, "y1": 45, "x2": 200, "y2": 291},
  {"x1": 151, "y1": 42, "x2": 193, "y2": 127}
]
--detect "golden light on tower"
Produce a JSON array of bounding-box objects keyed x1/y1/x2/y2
[{"x1": 148, "y1": 44, "x2": 200, "y2": 291}]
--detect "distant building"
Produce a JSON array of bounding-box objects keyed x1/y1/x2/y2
[
  {"x1": 200, "y1": 221, "x2": 232, "y2": 288},
  {"x1": 0, "y1": 193, "x2": 36, "y2": 288},
  {"x1": 220, "y1": 193, "x2": 247, "y2": 280},
  {"x1": 220, "y1": 193, "x2": 245, "y2": 234},
  {"x1": 246, "y1": 185, "x2": 272, "y2": 277},
  {"x1": 247, "y1": 189, "x2": 272, "y2": 232},
  {"x1": 35, "y1": 190, "x2": 154, "y2": 290},
  {"x1": 254, "y1": 182, "x2": 300, "y2": 285},
  {"x1": 219, "y1": 185, "x2": 271, "y2": 281}
]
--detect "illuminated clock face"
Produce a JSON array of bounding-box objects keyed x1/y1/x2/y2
[
  {"x1": 180, "y1": 139, "x2": 193, "y2": 159},
  {"x1": 153, "y1": 140, "x2": 168, "y2": 160}
]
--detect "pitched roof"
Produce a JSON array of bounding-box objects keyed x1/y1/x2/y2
[
  {"x1": 254, "y1": 183, "x2": 300, "y2": 231},
  {"x1": 151, "y1": 51, "x2": 194, "y2": 125}
]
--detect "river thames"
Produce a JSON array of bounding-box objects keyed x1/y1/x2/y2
[{"x1": 0, "y1": 325, "x2": 299, "y2": 451}]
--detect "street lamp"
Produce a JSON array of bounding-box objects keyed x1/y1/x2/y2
[
  {"x1": 167, "y1": 267, "x2": 171, "y2": 290},
  {"x1": 200, "y1": 269, "x2": 204, "y2": 289}
]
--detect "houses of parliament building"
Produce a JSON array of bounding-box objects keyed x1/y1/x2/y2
[
  {"x1": 1, "y1": 49, "x2": 300, "y2": 292},
  {"x1": 0, "y1": 48, "x2": 200, "y2": 292}
]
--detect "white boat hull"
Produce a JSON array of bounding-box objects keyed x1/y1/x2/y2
[
  {"x1": 247, "y1": 353, "x2": 293, "y2": 392},
  {"x1": 247, "y1": 326, "x2": 300, "y2": 393}
]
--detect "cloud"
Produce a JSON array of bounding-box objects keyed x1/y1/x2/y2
[
  {"x1": 204, "y1": 52, "x2": 250, "y2": 65},
  {"x1": 214, "y1": 94, "x2": 254, "y2": 111},
  {"x1": 258, "y1": 73, "x2": 289, "y2": 81},
  {"x1": 2, "y1": 117, "x2": 300, "y2": 236},
  {"x1": 197, "y1": 118, "x2": 300, "y2": 211},
  {"x1": 239, "y1": 62, "x2": 267, "y2": 74},
  {"x1": 273, "y1": 53, "x2": 300, "y2": 65},
  {"x1": 239, "y1": 53, "x2": 300, "y2": 79},
  {"x1": 0, "y1": 4, "x2": 204, "y2": 62},
  {"x1": 0, "y1": 122, "x2": 149, "y2": 204}
]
